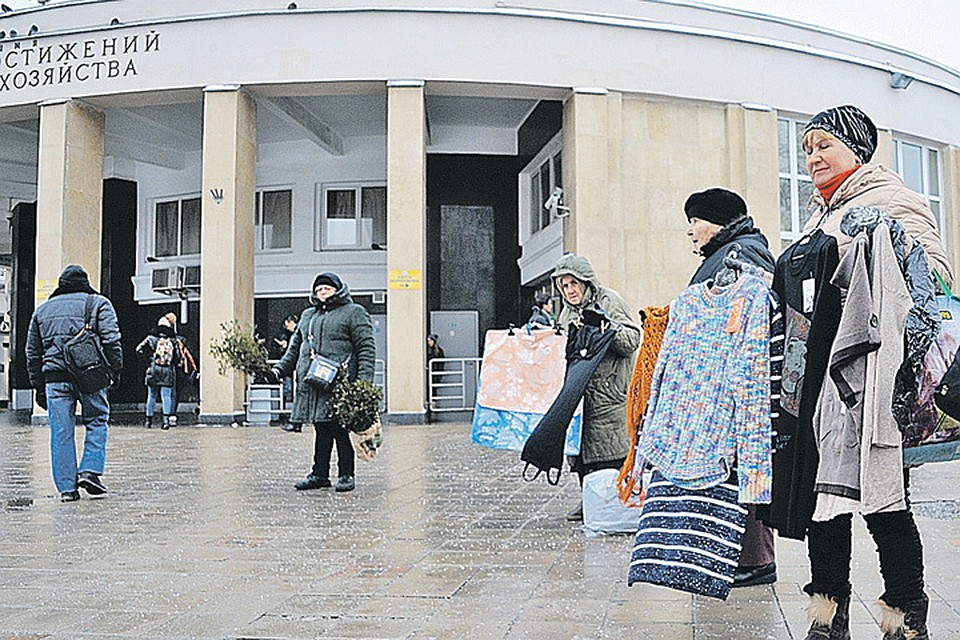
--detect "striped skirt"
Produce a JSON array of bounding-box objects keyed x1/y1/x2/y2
[{"x1": 627, "y1": 471, "x2": 747, "y2": 600}]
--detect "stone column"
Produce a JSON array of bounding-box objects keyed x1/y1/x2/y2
[
  {"x1": 36, "y1": 99, "x2": 104, "y2": 294},
  {"x1": 724, "y1": 103, "x2": 779, "y2": 250},
  {"x1": 385, "y1": 80, "x2": 426, "y2": 423},
  {"x1": 198, "y1": 86, "x2": 256, "y2": 421},
  {"x1": 941, "y1": 146, "x2": 960, "y2": 274},
  {"x1": 561, "y1": 88, "x2": 626, "y2": 294}
]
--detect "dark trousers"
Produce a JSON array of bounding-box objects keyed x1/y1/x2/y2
[
  {"x1": 805, "y1": 472, "x2": 924, "y2": 608},
  {"x1": 311, "y1": 420, "x2": 355, "y2": 479}
]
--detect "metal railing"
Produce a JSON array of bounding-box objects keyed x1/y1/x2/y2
[{"x1": 428, "y1": 357, "x2": 482, "y2": 412}]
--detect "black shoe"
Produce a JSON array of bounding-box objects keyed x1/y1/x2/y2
[
  {"x1": 77, "y1": 471, "x2": 108, "y2": 497},
  {"x1": 144, "y1": 415, "x2": 155, "y2": 429},
  {"x1": 335, "y1": 475, "x2": 355, "y2": 492},
  {"x1": 281, "y1": 423, "x2": 302, "y2": 432},
  {"x1": 294, "y1": 475, "x2": 331, "y2": 491},
  {"x1": 732, "y1": 562, "x2": 777, "y2": 588},
  {"x1": 566, "y1": 503, "x2": 583, "y2": 522},
  {"x1": 60, "y1": 490, "x2": 80, "y2": 502}
]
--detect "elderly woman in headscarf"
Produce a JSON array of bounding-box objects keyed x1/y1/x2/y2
[{"x1": 790, "y1": 105, "x2": 950, "y2": 640}]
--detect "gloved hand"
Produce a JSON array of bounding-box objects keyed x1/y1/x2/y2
[
  {"x1": 35, "y1": 388, "x2": 47, "y2": 410},
  {"x1": 270, "y1": 367, "x2": 283, "y2": 384}
]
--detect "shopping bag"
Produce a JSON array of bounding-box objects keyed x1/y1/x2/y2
[
  {"x1": 582, "y1": 469, "x2": 641, "y2": 537},
  {"x1": 902, "y1": 271, "x2": 960, "y2": 465},
  {"x1": 471, "y1": 328, "x2": 581, "y2": 455}
]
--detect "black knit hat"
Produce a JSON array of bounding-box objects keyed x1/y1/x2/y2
[
  {"x1": 683, "y1": 188, "x2": 748, "y2": 227},
  {"x1": 58, "y1": 264, "x2": 91, "y2": 288},
  {"x1": 313, "y1": 272, "x2": 343, "y2": 290},
  {"x1": 803, "y1": 105, "x2": 878, "y2": 164}
]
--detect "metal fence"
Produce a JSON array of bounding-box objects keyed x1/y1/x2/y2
[{"x1": 428, "y1": 357, "x2": 482, "y2": 412}]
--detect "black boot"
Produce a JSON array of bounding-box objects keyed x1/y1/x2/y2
[
  {"x1": 144, "y1": 415, "x2": 155, "y2": 429},
  {"x1": 804, "y1": 594, "x2": 851, "y2": 640},
  {"x1": 880, "y1": 595, "x2": 930, "y2": 640}
]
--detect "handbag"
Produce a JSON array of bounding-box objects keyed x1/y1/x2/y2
[
  {"x1": 62, "y1": 295, "x2": 114, "y2": 394},
  {"x1": 303, "y1": 353, "x2": 342, "y2": 391},
  {"x1": 902, "y1": 270, "x2": 960, "y2": 465}
]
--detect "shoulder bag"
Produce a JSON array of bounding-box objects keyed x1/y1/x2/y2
[{"x1": 63, "y1": 295, "x2": 114, "y2": 393}]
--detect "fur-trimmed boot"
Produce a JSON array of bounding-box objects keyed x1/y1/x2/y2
[
  {"x1": 161, "y1": 414, "x2": 176, "y2": 430},
  {"x1": 879, "y1": 595, "x2": 930, "y2": 640},
  {"x1": 804, "y1": 594, "x2": 851, "y2": 640}
]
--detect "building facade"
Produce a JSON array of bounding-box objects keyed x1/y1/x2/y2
[{"x1": 1, "y1": 0, "x2": 959, "y2": 422}]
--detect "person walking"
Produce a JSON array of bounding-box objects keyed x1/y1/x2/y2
[
  {"x1": 270, "y1": 315, "x2": 301, "y2": 432},
  {"x1": 551, "y1": 254, "x2": 641, "y2": 521},
  {"x1": 273, "y1": 272, "x2": 376, "y2": 493},
  {"x1": 25, "y1": 264, "x2": 123, "y2": 502},
  {"x1": 682, "y1": 187, "x2": 779, "y2": 588},
  {"x1": 786, "y1": 105, "x2": 951, "y2": 640},
  {"x1": 164, "y1": 312, "x2": 198, "y2": 418},
  {"x1": 136, "y1": 316, "x2": 181, "y2": 429}
]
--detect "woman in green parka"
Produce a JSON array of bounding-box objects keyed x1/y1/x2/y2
[
  {"x1": 552, "y1": 254, "x2": 642, "y2": 520},
  {"x1": 273, "y1": 272, "x2": 376, "y2": 493}
]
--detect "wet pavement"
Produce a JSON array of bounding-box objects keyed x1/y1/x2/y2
[{"x1": 1, "y1": 413, "x2": 959, "y2": 639}]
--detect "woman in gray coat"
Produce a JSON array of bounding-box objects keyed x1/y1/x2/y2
[{"x1": 273, "y1": 272, "x2": 376, "y2": 493}]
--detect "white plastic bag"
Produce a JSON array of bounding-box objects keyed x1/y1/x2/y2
[{"x1": 582, "y1": 468, "x2": 641, "y2": 537}]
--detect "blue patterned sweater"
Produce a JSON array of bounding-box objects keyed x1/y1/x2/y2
[{"x1": 638, "y1": 275, "x2": 773, "y2": 503}]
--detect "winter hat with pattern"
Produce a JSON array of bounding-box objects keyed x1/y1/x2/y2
[
  {"x1": 683, "y1": 188, "x2": 748, "y2": 227},
  {"x1": 803, "y1": 104, "x2": 878, "y2": 164}
]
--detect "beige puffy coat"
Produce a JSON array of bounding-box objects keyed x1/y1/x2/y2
[{"x1": 802, "y1": 164, "x2": 954, "y2": 287}]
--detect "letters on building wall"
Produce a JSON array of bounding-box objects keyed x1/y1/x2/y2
[{"x1": 0, "y1": 31, "x2": 160, "y2": 93}]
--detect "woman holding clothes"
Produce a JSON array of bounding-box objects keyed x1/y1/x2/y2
[
  {"x1": 682, "y1": 187, "x2": 779, "y2": 589},
  {"x1": 790, "y1": 105, "x2": 951, "y2": 640},
  {"x1": 273, "y1": 272, "x2": 376, "y2": 493}
]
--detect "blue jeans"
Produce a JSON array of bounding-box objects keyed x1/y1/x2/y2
[
  {"x1": 146, "y1": 385, "x2": 175, "y2": 416},
  {"x1": 46, "y1": 381, "x2": 110, "y2": 493}
]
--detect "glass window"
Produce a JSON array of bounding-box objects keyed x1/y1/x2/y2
[
  {"x1": 256, "y1": 189, "x2": 292, "y2": 250},
  {"x1": 519, "y1": 133, "x2": 563, "y2": 241},
  {"x1": 154, "y1": 197, "x2": 201, "y2": 258},
  {"x1": 893, "y1": 137, "x2": 944, "y2": 234},
  {"x1": 318, "y1": 184, "x2": 387, "y2": 250},
  {"x1": 777, "y1": 116, "x2": 814, "y2": 244}
]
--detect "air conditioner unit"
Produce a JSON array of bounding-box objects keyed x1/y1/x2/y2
[
  {"x1": 182, "y1": 265, "x2": 200, "y2": 293},
  {"x1": 151, "y1": 266, "x2": 183, "y2": 294}
]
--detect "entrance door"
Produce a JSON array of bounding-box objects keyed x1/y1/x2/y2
[{"x1": 439, "y1": 205, "x2": 495, "y2": 337}]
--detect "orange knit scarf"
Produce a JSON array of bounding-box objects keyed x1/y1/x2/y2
[
  {"x1": 816, "y1": 165, "x2": 859, "y2": 204},
  {"x1": 617, "y1": 304, "x2": 670, "y2": 507}
]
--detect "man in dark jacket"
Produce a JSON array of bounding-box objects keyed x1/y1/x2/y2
[
  {"x1": 25, "y1": 265, "x2": 123, "y2": 502},
  {"x1": 273, "y1": 272, "x2": 376, "y2": 493}
]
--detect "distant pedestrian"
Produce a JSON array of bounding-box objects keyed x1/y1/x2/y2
[
  {"x1": 25, "y1": 264, "x2": 123, "y2": 502},
  {"x1": 272, "y1": 272, "x2": 376, "y2": 493},
  {"x1": 271, "y1": 315, "x2": 302, "y2": 432},
  {"x1": 426, "y1": 334, "x2": 445, "y2": 361},
  {"x1": 527, "y1": 292, "x2": 553, "y2": 327},
  {"x1": 136, "y1": 316, "x2": 181, "y2": 430},
  {"x1": 164, "y1": 312, "x2": 198, "y2": 417}
]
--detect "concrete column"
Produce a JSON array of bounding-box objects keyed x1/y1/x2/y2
[
  {"x1": 561, "y1": 88, "x2": 626, "y2": 294},
  {"x1": 724, "y1": 104, "x2": 779, "y2": 252},
  {"x1": 35, "y1": 99, "x2": 104, "y2": 294},
  {"x1": 198, "y1": 86, "x2": 256, "y2": 420},
  {"x1": 941, "y1": 146, "x2": 960, "y2": 274},
  {"x1": 385, "y1": 81, "x2": 426, "y2": 423}
]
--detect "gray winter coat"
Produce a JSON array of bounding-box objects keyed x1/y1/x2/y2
[
  {"x1": 553, "y1": 255, "x2": 642, "y2": 465},
  {"x1": 275, "y1": 277, "x2": 376, "y2": 423},
  {"x1": 135, "y1": 327, "x2": 181, "y2": 388},
  {"x1": 26, "y1": 290, "x2": 123, "y2": 387}
]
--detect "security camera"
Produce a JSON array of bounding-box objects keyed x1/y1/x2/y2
[{"x1": 543, "y1": 186, "x2": 570, "y2": 217}]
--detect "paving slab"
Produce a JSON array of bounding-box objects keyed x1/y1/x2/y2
[{"x1": 1, "y1": 414, "x2": 959, "y2": 639}]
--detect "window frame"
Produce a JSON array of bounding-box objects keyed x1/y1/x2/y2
[
  {"x1": 254, "y1": 186, "x2": 294, "y2": 252},
  {"x1": 777, "y1": 116, "x2": 814, "y2": 247},
  {"x1": 892, "y1": 136, "x2": 944, "y2": 233},
  {"x1": 151, "y1": 193, "x2": 202, "y2": 259},
  {"x1": 315, "y1": 181, "x2": 387, "y2": 251},
  {"x1": 519, "y1": 132, "x2": 563, "y2": 242}
]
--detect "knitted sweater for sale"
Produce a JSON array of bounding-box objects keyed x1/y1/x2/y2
[{"x1": 638, "y1": 274, "x2": 773, "y2": 504}]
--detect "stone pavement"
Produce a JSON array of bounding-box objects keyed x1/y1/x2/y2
[{"x1": 1, "y1": 414, "x2": 959, "y2": 639}]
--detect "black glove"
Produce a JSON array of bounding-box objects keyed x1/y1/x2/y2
[
  {"x1": 35, "y1": 388, "x2": 47, "y2": 410},
  {"x1": 270, "y1": 368, "x2": 283, "y2": 384}
]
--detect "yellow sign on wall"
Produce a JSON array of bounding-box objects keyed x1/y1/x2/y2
[
  {"x1": 388, "y1": 269, "x2": 422, "y2": 290},
  {"x1": 35, "y1": 279, "x2": 57, "y2": 303}
]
